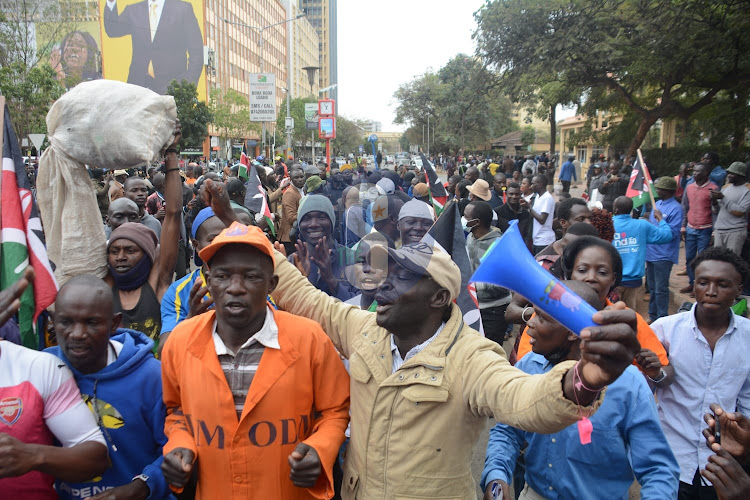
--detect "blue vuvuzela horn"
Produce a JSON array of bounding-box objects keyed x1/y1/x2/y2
[{"x1": 470, "y1": 220, "x2": 597, "y2": 336}]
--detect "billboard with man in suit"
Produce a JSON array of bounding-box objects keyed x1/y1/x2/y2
[{"x1": 98, "y1": 0, "x2": 206, "y2": 100}]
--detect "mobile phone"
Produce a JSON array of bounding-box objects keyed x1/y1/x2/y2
[{"x1": 714, "y1": 410, "x2": 721, "y2": 444}]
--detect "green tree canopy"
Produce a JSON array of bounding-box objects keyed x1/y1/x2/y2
[
  {"x1": 276, "y1": 96, "x2": 319, "y2": 158},
  {"x1": 0, "y1": 62, "x2": 63, "y2": 143},
  {"x1": 393, "y1": 55, "x2": 516, "y2": 154},
  {"x1": 209, "y1": 88, "x2": 259, "y2": 158},
  {"x1": 474, "y1": 0, "x2": 750, "y2": 157},
  {"x1": 167, "y1": 80, "x2": 212, "y2": 149},
  {"x1": 331, "y1": 116, "x2": 363, "y2": 156}
]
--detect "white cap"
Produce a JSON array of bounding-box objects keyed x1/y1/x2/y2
[
  {"x1": 376, "y1": 178, "x2": 395, "y2": 195},
  {"x1": 398, "y1": 199, "x2": 435, "y2": 222}
]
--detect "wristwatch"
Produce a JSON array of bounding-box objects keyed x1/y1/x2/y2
[{"x1": 648, "y1": 368, "x2": 668, "y2": 384}]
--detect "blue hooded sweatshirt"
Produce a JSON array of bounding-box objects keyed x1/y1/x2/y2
[{"x1": 46, "y1": 329, "x2": 171, "y2": 499}]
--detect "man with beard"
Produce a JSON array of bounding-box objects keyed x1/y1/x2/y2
[
  {"x1": 0, "y1": 271, "x2": 108, "y2": 499},
  {"x1": 46, "y1": 275, "x2": 171, "y2": 500},
  {"x1": 160, "y1": 223, "x2": 349, "y2": 499}
]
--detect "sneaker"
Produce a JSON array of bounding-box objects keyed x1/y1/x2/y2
[
  {"x1": 680, "y1": 284, "x2": 694, "y2": 294},
  {"x1": 677, "y1": 267, "x2": 687, "y2": 276}
]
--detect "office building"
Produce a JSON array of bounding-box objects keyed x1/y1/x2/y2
[
  {"x1": 204, "y1": 0, "x2": 288, "y2": 156},
  {"x1": 284, "y1": 0, "x2": 320, "y2": 99},
  {"x1": 299, "y1": 0, "x2": 337, "y2": 102}
]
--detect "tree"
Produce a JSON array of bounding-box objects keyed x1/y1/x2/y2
[
  {"x1": 0, "y1": 1, "x2": 83, "y2": 146},
  {"x1": 399, "y1": 133, "x2": 410, "y2": 152},
  {"x1": 276, "y1": 96, "x2": 320, "y2": 158},
  {"x1": 475, "y1": 0, "x2": 750, "y2": 158},
  {"x1": 331, "y1": 116, "x2": 363, "y2": 156},
  {"x1": 0, "y1": 62, "x2": 63, "y2": 144},
  {"x1": 393, "y1": 55, "x2": 516, "y2": 154},
  {"x1": 167, "y1": 80, "x2": 212, "y2": 149},
  {"x1": 209, "y1": 88, "x2": 259, "y2": 158},
  {"x1": 520, "y1": 126, "x2": 536, "y2": 148}
]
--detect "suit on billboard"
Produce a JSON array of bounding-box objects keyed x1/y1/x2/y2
[{"x1": 103, "y1": 0, "x2": 203, "y2": 94}]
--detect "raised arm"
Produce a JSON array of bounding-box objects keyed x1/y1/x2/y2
[
  {"x1": 271, "y1": 251, "x2": 370, "y2": 359},
  {"x1": 463, "y1": 305, "x2": 640, "y2": 430},
  {"x1": 153, "y1": 127, "x2": 183, "y2": 301}
]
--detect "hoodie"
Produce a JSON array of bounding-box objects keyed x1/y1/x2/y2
[{"x1": 46, "y1": 329, "x2": 171, "y2": 499}]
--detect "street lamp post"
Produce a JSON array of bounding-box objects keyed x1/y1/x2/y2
[
  {"x1": 303, "y1": 66, "x2": 319, "y2": 162},
  {"x1": 223, "y1": 13, "x2": 305, "y2": 158}
]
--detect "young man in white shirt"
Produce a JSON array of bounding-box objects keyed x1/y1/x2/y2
[{"x1": 522, "y1": 175, "x2": 556, "y2": 254}]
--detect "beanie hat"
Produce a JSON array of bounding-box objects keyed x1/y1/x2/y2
[
  {"x1": 298, "y1": 194, "x2": 335, "y2": 226},
  {"x1": 108, "y1": 222, "x2": 158, "y2": 263},
  {"x1": 305, "y1": 175, "x2": 325, "y2": 193}
]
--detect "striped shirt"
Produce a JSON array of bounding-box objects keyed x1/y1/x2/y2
[
  {"x1": 212, "y1": 307, "x2": 280, "y2": 419},
  {"x1": 390, "y1": 322, "x2": 445, "y2": 373}
]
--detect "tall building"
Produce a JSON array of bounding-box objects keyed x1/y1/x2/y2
[
  {"x1": 204, "y1": 0, "x2": 288, "y2": 156},
  {"x1": 298, "y1": 0, "x2": 337, "y2": 102},
  {"x1": 284, "y1": 0, "x2": 320, "y2": 99}
]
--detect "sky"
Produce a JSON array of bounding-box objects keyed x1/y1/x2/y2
[{"x1": 337, "y1": 0, "x2": 484, "y2": 132}]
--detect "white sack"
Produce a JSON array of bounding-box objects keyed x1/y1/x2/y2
[{"x1": 37, "y1": 80, "x2": 177, "y2": 286}]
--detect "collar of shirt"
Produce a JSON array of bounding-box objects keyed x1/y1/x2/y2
[
  {"x1": 687, "y1": 303, "x2": 737, "y2": 340},
  {"x1": 212, "y1": 306, "x2": 279, "y2": 356},
  {"x1": 390, "y1": 322, "x2": 445, "y2": 372}
]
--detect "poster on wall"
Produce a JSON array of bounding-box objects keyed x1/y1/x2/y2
[
  {"x1": 36, "y1": 21, "x2": 103, "y2": 90},
  {"x1": 97, "y1": 0, "x2": 206, "y2": 100}
]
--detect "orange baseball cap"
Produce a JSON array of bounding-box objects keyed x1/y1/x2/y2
[{"x1": 198, "y1": 222, "x2": 274, "y2": 265}]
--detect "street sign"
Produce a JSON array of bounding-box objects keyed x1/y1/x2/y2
[
  {"x1": 304, "y1": 103, "x2": 318, "y2": 130},
  {"x1": 285, "y1": 117, "x2": 294, "y2": 130},
  {"x1": 249, "y1": 73, "x2": 277, "y2": 122},
  {"x1": 358, "y1": 145, "x2": 363, "y2": 153},
  {"x1": 29, "y1": 134, "x2": 45, "y2": 150}
]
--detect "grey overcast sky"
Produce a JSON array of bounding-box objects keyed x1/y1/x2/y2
[{"x1": 337, "y1": 0, "x2": 484, "y2": 132}]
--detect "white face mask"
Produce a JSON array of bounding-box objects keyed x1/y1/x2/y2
[{"x1": 461, "y1": 216, "x2": 477, "y2": 233}]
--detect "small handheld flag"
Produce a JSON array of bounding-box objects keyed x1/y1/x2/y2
[{"x1": 626, "y1": 150, "x2": 657, "y2": 209}]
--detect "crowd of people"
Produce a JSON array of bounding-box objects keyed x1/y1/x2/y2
[{"x1": 2, "y1": 132, "x2": 750, "y2": 500}]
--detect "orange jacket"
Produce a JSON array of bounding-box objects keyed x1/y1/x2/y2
[
  {"x1": 161, "y1": 309, "x2": 350, "y2": 499},
  {"x1": 516, "y1": 300, "x2": 669, "y2": 368}
]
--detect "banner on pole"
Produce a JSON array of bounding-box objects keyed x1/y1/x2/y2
[
  {"x1": 249, "y1": 73, "x2": 276, "y2": 122},
  {"x1": 305, "y1": 103, "x2": 318, "y2": 130}
]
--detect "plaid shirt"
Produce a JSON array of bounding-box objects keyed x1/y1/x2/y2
[{"x1": 212, "y1": 307, "x2": 279, "y2": 419}]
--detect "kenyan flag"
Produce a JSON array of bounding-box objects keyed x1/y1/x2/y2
[
  {"x1": 420, "y1": 152, "x2": 447, "y2": 217},
  {"x1": 626, "y1": 152, "x2": 657, "y2": 208},
  {"x1": 1, "y1": 104, "x2": 57, "y2": 348}
]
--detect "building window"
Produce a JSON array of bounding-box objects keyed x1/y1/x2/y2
[
  {"x1": 591, "y1": 146, "x2": 605, "y2": 162},
  {"x1": 578, "y1": 148, "x2": 587, "y2": 164}
]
